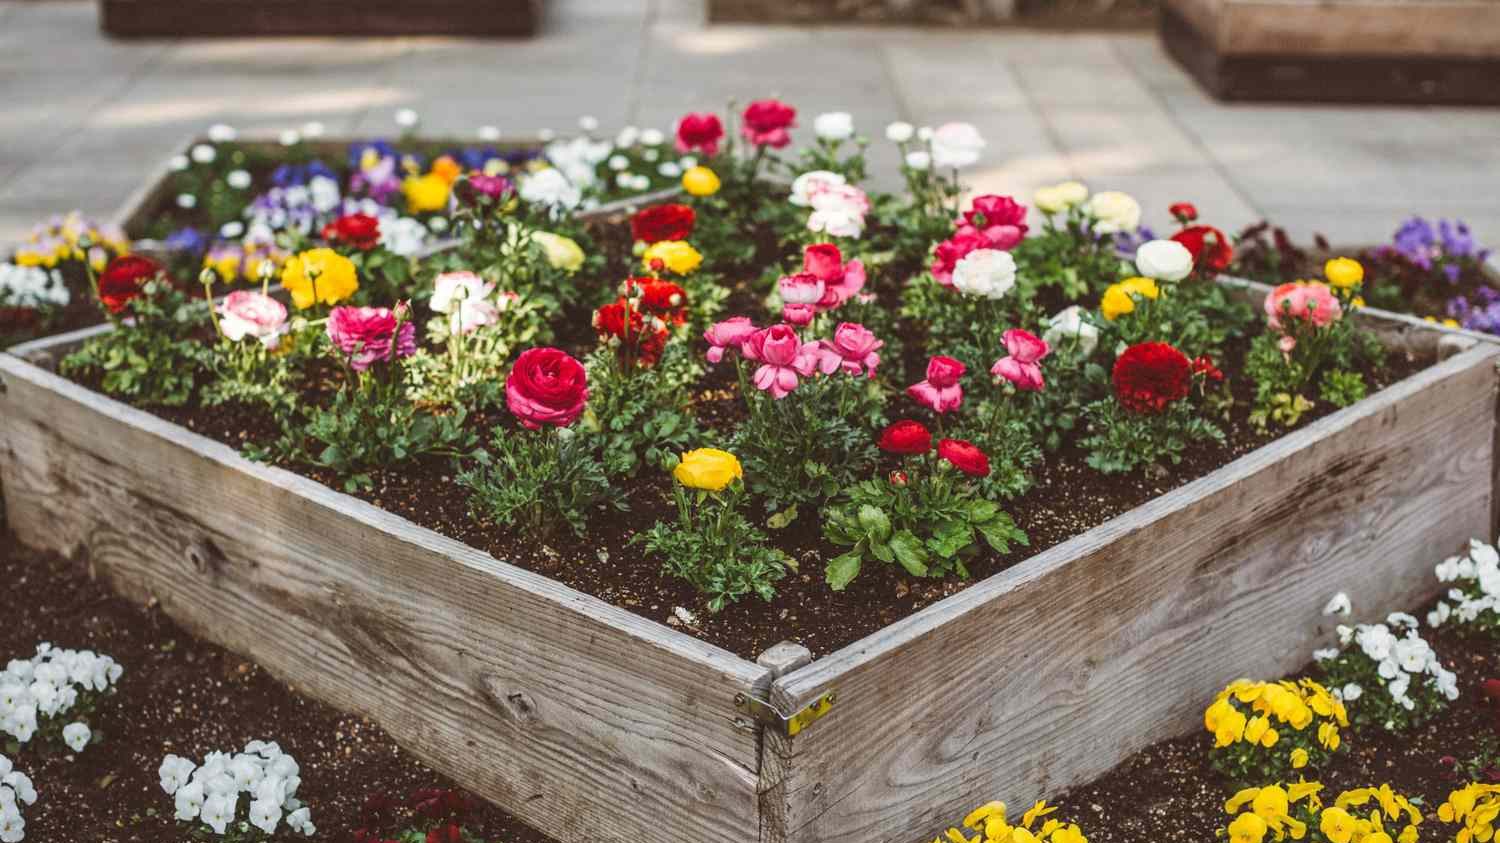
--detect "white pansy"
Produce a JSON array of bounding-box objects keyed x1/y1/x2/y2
[
  {"x1": 950, "y1": 249, "x2": 1017, "y2": 301},
  {"x1": 201, "y1": 793, "x2": 234, "y2": 835},
  {"x1": 176, "y1": 193, "x2": 197, "y2": 209},
  {"x1": 678, "y1": 155, "x2": 698, "y2": 169},
  {"x1": 249, "y1": 798, "x2": 282, "y2": 834},
  {"x1": 308, "y1": 176, "x2": 342, "y2": 214},
  {"x1": 608, "y1": 154, "x2": 629, "y2": 172},
  {"x1": 615, "y1": 125, "x2": 640, "y2": 148},
  {"x1": 207, "y1": 123, "x2": 237, "y2": 143},
  {"x1": 0, "y1": 263, "x2": 70, "y2": 309},
  {"x1": 1044, "y1": 305, "x2": 1100, "y2": 357},
  {"x1": 61, "y1": 722, "x2": 90, "y2": 753},
  {"x1": 657, "y1": 161, "x2": 682, "y2": 178},
  {"x1": 1134, "y1": 239, "x2": 1193, "y2": 282},
  {"x1": 1322, "y1": 592, "x2": 1352, "y2": 617},
  {"x1": 930, "y1": 122, "x2": 985, "y2": 169},
  {"x1": 1312, "y1": 648, "x2": 1341, "y2": 662},
  {"x1": 190, "y1": 143, "x2": 217, "y2": 164},
  {"x1": 789, "y1": 170, "x2": 846, "y2": 207},
  {"x1": 1341, "y1": 683, "x2": 1363, "y2": 701},
  {"x1": 219, "y1": 221, "x2": 245, "y2": 239},
  {"x1": 904, "y1": 150, "x2": 931, "y2": 171},
  {"x1": 1357, "y1": 624, "x2": 1396, "y2": 661},
  {"x1": 395, "y1": 108, "x2": 419, "y2": 128},
  {"x1": 225, "y1": 169, "x2": 252, "y2": 191},
  {"x1": 165, "y1": 744, "x2": 311, "y2": 837},
  {"x1": 278, "y1": 129, "x2": 301, "y2": 147},
  {"x1": 287, "y1": 806, "x2": 314, "y2": 836},
  {"x1": 916, "y1": 125, "x2": 934, "y2": 142},
  {"x1": 885, "y1": 121, "x2": 914, "y2": 143},
  {"x1": 1087, "y1": 190, "x2": 1142, "y2": 235},
  {"x1": 0, "y1": 645, "x2": 122, "y2": 749},
  {"x1": 814, "y1": 111, "x2": 855, "y2": 141},
  {"x1": 1427, "y1": 602, "x2": 1451, "y2": 627},
  {"x1": 174, "y1": 780, "x2": 205, "y2": 821},
  {"x1": 159, "y1": 755, "x2": 196, "y2": 795}
]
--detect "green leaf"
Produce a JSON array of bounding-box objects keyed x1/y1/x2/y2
[
  {"x1": 856, "y1": 504, "x2": 891, "y2": 542},
  {"x1": 889, "y1": 530, "x2": 929, "y2": 577},
  {"x1": 826, "y1": 549, "x2": 863, "y2": 591},
  {"x1": 869, "y1": 540, "x2": 895, "y2": 564},
  {"x1": 766, "y1": 506, "x2": 799, "y2": 530}
]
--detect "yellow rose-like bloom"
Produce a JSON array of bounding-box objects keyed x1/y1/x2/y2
[
  {"x1": 403, "y1": 173, "x2": 451, "y2": 214},
  {"x1": 533, "y1": 231, "x2": 585, "y2": 273},
  {"x1": 281, "y1": 248, "x2": 359, "y2": 310},
  {"x1": 1228, "y1": 813, "x2": 1268, "y2": 843},
  {"x1": 673, "y1": 448, "x2": 742, "y2": 491},
  {"x1": 1324, "y1": 257, "x2": 1364, "y2": 289},
  {"x1": 1100, "y1": 276, "x2": 1160, "y2": 321},
  {"x1": 643, "y1": 240, "x2": 703, "y2": 275},
  {"x1": 1320, "y1": 807, "x2": 1356, "y2": 843},
  {"x1": 1034, "y1": 181, "x2": 1089, "y2": 214},
  {"x1": 682, "y1": 165, "x2": 721, "y2": 197}
]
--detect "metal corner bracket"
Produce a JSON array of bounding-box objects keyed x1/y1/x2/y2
[{"x1": 734, "y1": 690, "x2": 837, "y2": 737}]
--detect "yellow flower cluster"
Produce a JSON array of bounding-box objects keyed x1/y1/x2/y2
[
  {"x1": 681, "y1": 165, "x2": 720, "y2": 197},
  {"x1": 1099, "y1": 276, "x2": 1159, "y2": 321},
  {"x1": 673, "y1": 448, "x2": 742, "y2": 492},
  {"x1": 642, "y1": 240, "x2": 703, "y2": 276},
  {"x1": 1438, "y1": 783, "x2": 1500, "y2": 843},
  {"x1": 1205, "y1": 679, "x2": 1347, "y2": 778},
  {"x1": 1033, "y1": 181, "x2": 1089, "y2": 215},
  {"x1": 280, "y1": 248, "x2": 359, "y2": 310},
  {"x1": 1223, "y1": 782, "x2": 1420, "y2": 843},
  {"x1": 934, "y1": 801, "x2": 1087, "y2": 843},
  {"x1": 13, "y1": 211, "x2": 130, "y2": 270}
]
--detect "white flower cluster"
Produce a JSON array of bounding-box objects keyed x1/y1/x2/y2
[
  {"x1": 789, "y1": 170, "x2": 870, "y2": 239},
  {"x1": 519, "y1": 168, "x2": 583, "y2": 217},
  {"x1": 1315, "y1": 610, "x2": 1459, "y2": 710},
  {"x1": 1428, "y1": 537, "x2": 1500, "y2": 628},
  {"x1": 542, "y1": 135, "x2": 611, "y2": 192},
  {"x1": 0, "y1": 263, "x2": 69, "y2": 309},
  {"x1": 0, "y1": 643, "x2": 122, "y2": 750},
  {"x1": 0, "y1": 755, "x2": 36, "y2": 843},
  {"x1": 161, "y1": 740, "x2": 314, "y2": 837}
]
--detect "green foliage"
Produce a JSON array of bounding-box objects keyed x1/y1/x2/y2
[
  {"x1": 1245, "y1": 291, "x2": 1376, "y2": 430},
  {"x1": 1082, "y1": 398, "x2": 1224, "y2": 475},
  {"x1": 200, "y1": 340, "x2": 300, "y2": 419},
  {"x1": 582, "y1": 344, "x2": 701, "y2": 478},
  {"x1": 636, "y1": 480, "x2": 789, "y2": 612},
  {"x1": 1011, "y1": 217, "x2": 1124, "y2": 299},
  {"x1": 457, "y1": 427, "x2": 622, "y2": 542},
  {"x1": 347, "y1": 247, "x2": 414, "y2": 306},
  {"x1": 822, "y1": 461, "x2": 1027, "y2": 590},
  {"x1": 404, "y1": 297, "x2": 549, "y2": 410},
  {"x1": 1319, "y1": 367, "x2": 1367, "y2": 408},
  {"x1": 60, "y1": 280, "x2": 213, "y2": 407},
  {"x1": 299, "y1": 390, "x2": 478, "y2": 492}
]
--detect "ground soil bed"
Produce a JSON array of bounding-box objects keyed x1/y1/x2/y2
[
  {"x1": 121, "y1": 340, "x2": 1426, "y2": 661},
  {"x1": 0, "y1": 536, "x2": 560, "y2": 843}
]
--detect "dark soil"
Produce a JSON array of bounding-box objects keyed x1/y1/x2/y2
[
  {"x1": 1049, "y1": 618, "x2": 1500, "y2": 843},
  {"x1": 0, "y1": 536, "x2": 560, "y2": 843}
]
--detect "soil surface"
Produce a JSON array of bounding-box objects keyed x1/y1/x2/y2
[{"x1": 1, "y1": 536, "x2": 560, "y2": 843}]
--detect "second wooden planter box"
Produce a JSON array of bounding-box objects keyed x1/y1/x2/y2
[{"x1": 3, "y1": 293, "x2": 1497, "y2": 842}]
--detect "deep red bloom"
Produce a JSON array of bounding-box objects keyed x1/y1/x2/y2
[
  {"x1": 1113, "y1": 342, "x2": 1192, "y2": 414},
  {"x1": 958, "y1": 194, "x2": 1028, "y2": 250},
  {"x1": 1171, "y1": 225, "x2": 1233, "y2": 273},
  {"x1": 631, "y1": 203, "x2": 696, "y2": 244},
  {"x1": 1169, "y1": 202, "x2": 1198, "y2": 223},
  {"x1": 741, "y1": 99, "x2": 797, "y2": 148},
  {"x1": 889, "y1": 470, "x2": 909, "y2": 486},
  {"x1": 426, "y1": 823, "x2": 462, "y2": 843},
  {"x1": 624, "y1": 277, "x2": 688, "y2": 325},
  {"x1": 322, "y1": 213, "x2": 382, "y2": 251},
  {"x1": 594, "y1": 299, "x2": 669, "y2": 368},
  {"x1": 937, "y1": 438, "x2": 991, "y2": 478},
  {"x1": 675, "y1": 112, "x2": 725, "y2": 156},
  {"x1": 878, "y1": 420, "x2": 932, "y2": 455},
  {"x1": 97, "y1": 255, "x2": 161, "y2": 314},
  {"x1": 1191, "y1": 355, "x2": 1224, "y2": 382}
]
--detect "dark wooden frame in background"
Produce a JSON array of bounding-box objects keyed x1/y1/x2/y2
[{"x1": 99, "y1": 0, "x2": 543, "y2": 38}]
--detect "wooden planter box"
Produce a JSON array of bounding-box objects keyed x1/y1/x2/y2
[
  {"x1": 3, "y1": 288, "x2": 1498, "y2": 842},
  {"x1": 99, "y1": 0, "x2": 543, "y2": 38},
  {"x1": 1161, "y1": 0, "x2": 1500, "y2": 104}
]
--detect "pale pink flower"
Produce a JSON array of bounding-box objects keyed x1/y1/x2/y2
[
  {"x1": 778, "y1": 272, "x2": 825, "y2": 306},
  {"x1": 817, "y1": 322, "x2": 883, "y2": 377},
  {"x1": 218, "y1": 290, "x2": 288, "y2": 349},
  {"x1": 703, "y1": 316, "x2": 757, "y2": 364},
  {"x1": 742, "y1": 324, "x2": 820, "y2": 399},
  {"x1": 907, "y1": 355, "x2": 966, "y2": 413},
  {"x1": 989, "y1": 328, "x2": 1050, "y2": 391},
  {"x1": 782, "y1": 303, "x2": 816, "y2": 326}
]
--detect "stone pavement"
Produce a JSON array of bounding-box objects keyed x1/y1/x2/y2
[{"x1": 3, "y1": 0, "x2": 1499, "y2": 249}]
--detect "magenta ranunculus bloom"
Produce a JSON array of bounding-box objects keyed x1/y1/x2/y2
[
  {"x1": 743, "y1": 324, "x2": 819, "y2": 399},
  {"x1": 703, "y1": 316, "x2": 758, "y2": 364},
  {"x1": 802, "y1": 243, "x2": 865, "y2": 309},
  {"x1": 675, "y1": 112, "x2": 725, "y2": 156},
  {"x1": 817, "y1": 322, "x2": 883, "y2": 378},
  {"x1": 931, "y1": 230, "x2": 988, "y2": 286},
  {"x1": 326, "y1": 305, "x2": 416, "y2": 372},
  {"x1": 506, "y1": 346, "x2": 589, "y2": 429},
  {"x1": 907, "y1": 355, "x2": 966, "y2": 413},
  {"x1": 990, "y1": 328, "x2": 1051, "y2": 391},
  {"x1": 958, "y1": 194, "x2": 1029, "y2": 250},
  {"x1": 741, "y1": 99, "x2": 797, "y2": 149}
]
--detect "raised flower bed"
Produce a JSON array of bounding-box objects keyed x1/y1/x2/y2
[{"x1": 4, "y1": 104, "x2": 1498, "y2": 842}]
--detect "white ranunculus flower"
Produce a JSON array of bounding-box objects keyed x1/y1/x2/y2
[
  {"x1": 1322, "y1": 592, "x2": 1352, "y2": 617},
  {"x1": 904, "y1": 150, "x2": 931, "y2": 171},
  {"x1": 814, "y1": 111, "x2": 854, "y2": 141},
  {"x1": 1087, "y1": 190, "x2": 1141, "y2": 234},
  {"x1": 278, "y1": 129, "x2": 301, "y2": 147},
  {"x1": 657, "y1": 161, "x2": 682, "y2": 178},
  {"x1": 378, "y1": 217, "x2": 426, "y2": 257},
  {"x1": 190, "y1": 143, "x2": 216, "y2": 164},
  {"x1": 520, "y1": 168, "x2": 581, "y2": 214},
  {"x1": 808, "y1": 206, "x2": 864, "y2": 239},
  {"x1": 1134, "y1": 239, "x2": 1194, "y2": 282},
  {"x1": 61, "y1": 722, "x2": 90, "y2": 752},
  {"x1": 207, "y1": 123, "x2": 237, "y2": 143},
  {"x1": 930, "y1": 122, "x2": 985, "y2": 169},
  {"x1": 950, "y1": 248, "x2": 1016, "y2": 300},
  {"x1": 615, "y1": 125, "x2": 640, "y2": 148},
  {"x1": 789, "y1": 170, "x2": 846, "y2": 207},
  {"x1": 608, "y1": 154, "x2": 629, "y2": 172},
  {"x1": 639, "y1": 128, "x2": 665, "y2": 146},
  {"x1": 394, "y1": 108, "x2": 419, "y2": 128},
  {"x1": 885, "y1": 121, "x2": 914, "y2": 143},
  {"x1": 916, "y1": 125, "x2": 934, "y2": 141},
  {"x1": 301, "y1": 121, "x2": 326, "y2": 139},
  {"x1": 1043, "y1": 305, "x2": 1100, "y2": 357}
]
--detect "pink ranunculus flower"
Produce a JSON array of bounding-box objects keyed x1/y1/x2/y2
[
  {"x1": 703, "y1": 316, "x2": 758, "y2": 364},
  {"x1": 506, "y1": 346, "x2": 589, "y2": 430},
  {"x1": 907, "y1": 355, "x2": 966, "y2": 413},
  {"x1": 931, "y1": 229, "x2": 988, "y2": 286},
  {"x1": 326, "y1": 305, "x2": 417, "y2": 372},
  {"x1": 741, "y1": 98, "x2": 797, "y2": 149},
  {"x1": 779, "y1": 272, "x2": 825, "y2": 306},
  {"x1": 802, "y1": 243, "x2": 865, "y2": 309},
  {"x1": 990, "y1": 328, "x2": 1051, "y2": 392},
  {"x1": 1265, "y1": 281, "x2": 1343, "y2": 332},
  {"x1": 743, "y1": 324, "x2": 820, "y2": 399},
  {"x1": 817, "y1": 322, "x2": 883, "y2": 378},
  {"x1": 431, "y1": 271, "x2": 500, "y2": 335},
  {"x1": 958, "y1": 194, "x2": 1028, "y2": 250},
  {"x1": 782, "y1": 303, "x2": 816, "y2": 326},
  {"x1": 218, "y1": 290, "x2": 288, "y2": 349},
  {"x1": 675, "y1": 112, "x2": 725, "y2": 156}
]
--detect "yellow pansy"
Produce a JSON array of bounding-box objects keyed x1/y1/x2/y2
[
  {"x1": 204, "y1": 251, "x2": 242, "y2": 283},
  {"x1": 1099, "y1": 276, "x2": 1159, "y2": 321},
  {"x1": 1020, "y1": 801, "x2": 1056, "y2": 828},
  {"x1": 1229, "y1": 812, "x2": 1268, "y2": 843},
  {"x1": 682, "y1": 165, "x2": 721, "y2": 197},
  {"x1": 532, "y1": 231, "x2": 585, "y2": 273},
  {"x1": 1320, "y1": 807, "x2": 1356, "y2": 843},
  {"x1": 643, "y1": 240, "x2": 703, "y2": 275},
  {"x1": 1317, "y1": 722, "x2": 1341, "y2": 751},
  {"x1": 280, "y1": 248, "x2": 358, "y2": 310},
  {"x1": 1252, "y1": 785, "x2": 1290, "y2": 821},
  {"x1": 964, "y1": 802, "x2": 1007, "y2": 829},
  {"x1": 1291, "y1": 748, "x2": 1309, "y2": 769},
  {"x1": 673, "y1": 448, "x2": 742, "y2": 492},
  {"x1": 1324, "y1": 257, "x2": 1364, "y2": 290},
  {"x1": 403, "y1": 173, "x2": 451, "y2": 214}
]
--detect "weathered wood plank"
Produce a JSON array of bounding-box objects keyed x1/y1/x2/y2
[
  {"x1": 0, "y1": 353, "x2": 767, "y2": 843},
  {"x1": 765, "y1": 343, "x2": 1500, "y2": 843}
]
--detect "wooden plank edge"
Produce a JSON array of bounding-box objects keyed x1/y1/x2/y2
[{"x1": 773, "y1": 341, "x2": 1500, "y2": 706}]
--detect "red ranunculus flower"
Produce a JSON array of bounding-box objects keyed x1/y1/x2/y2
[
  {"x1": 1169, "y1": 202, "x2": 1198, "y2": 223},
  {"x1": 937, "y1": 438, "x2": 991, "y2": 478},
  {"x1": 426, "y1": 823, "x2": 462, "y2": 843},
  {"x1": 625, "y1": 277, "x2": 688, "y2": 324},
  {"x1": 631, "y1": 203, "x2": 695, "y2": 244},
  {"x1": 322, "y1": 213, "x2": 382, "y2": 251},
  {"x1": 97, "y1": 254, "x2": 161, "y2": 314},
  {"x1": 1191, "y1": 355, "x2": 1224, "y2": 382},
  {"x1": 878, "y1": 420, "x2": 932, "y2": 455},
  {"x1": 506, "y1": 347, "x2": 589, "y2": 429},
  {"x1": 1113, "y1": 341, "x2": 1192, "y2": 414},
  {"x1": 593, "y1": 299, "x2": 669, "y2": 368},
  {"x1": 1171, "y1": 225, "x2": 1233, "y2": 273},
  {"x1": 741, "y1": 99, "x2": 797, "y2": 148},
  {"x1": 930, "y1": 229, "x2": 988, "y2": 286},
  {"x1": 675, "y1": 112, "x2": 725, "y2": 156}
]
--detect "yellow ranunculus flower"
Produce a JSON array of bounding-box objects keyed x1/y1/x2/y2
[
  {"x1": 643, "y1": 240, "x2": 703, "y2": 275},
  {"x1": 280, "y1": 248, "x2": 359, "y2": 310},
  {"x1": 1099, "y1": 276, "x2": 1159, "y2": 321},
  {"x1": 1320, "y1": 807, "x2": 1356, "y2": 843},
  {"x1": 403, "y1": 173, "x2": 451, "y2": 214},
  {"x1": 1034, "y1": 180, "x2": 1089, "y2": 214},
  {"x1": 1324, "y1": 257, "x2": 1364, "y2": 289},
  {"x1": 682, "y1": 165, "x2": 721, "y2": 197},
  {"x1": 1229, "y1": 812, "x2": 1268, "y2": 843},
  {"x1": 673, "y1": 448, "x2": 742, "y2": 492},
  {"x1": 532, "y1": 231, "x2": 585, "y2": 273}
]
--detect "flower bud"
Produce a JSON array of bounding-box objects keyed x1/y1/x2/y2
[{"x1": 889, "y1": 470, "x2": 908, "y2": 487}]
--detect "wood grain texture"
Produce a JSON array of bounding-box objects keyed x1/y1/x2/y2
[
  {"x1": 765, "y1": 343, "x2": 1500, "y2": 843},
  {"x1": 0, "y1": 353, "x2": 767, "y2": 843}
]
